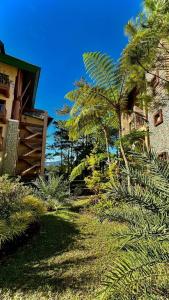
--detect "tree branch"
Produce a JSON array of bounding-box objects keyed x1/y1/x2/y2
[{"x1": 137, "y1": 59, "x2": 169, "y2": 84}]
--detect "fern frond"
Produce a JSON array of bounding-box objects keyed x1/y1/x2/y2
[
  {"x1": 125, "y1": 20, "x2": 138, "y2": 38},
  {"x1": 83, "y1": 52, "x2": 116, "y2": 90}
]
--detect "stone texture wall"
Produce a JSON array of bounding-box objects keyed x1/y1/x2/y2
[
  {"x1": 2, "y1": 119, "x2": 19, "y2": 175},
  {"x1": 147, "y1": 41, "x2": 169, "y2": 155},
  {"x1": 0, "y1": 62, "x2": 17, "y2": 171},
  {"x1": 148, "y1": 104, "x2": 169, "y2": 154}
]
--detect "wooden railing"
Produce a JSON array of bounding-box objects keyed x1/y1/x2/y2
[
  {"x1": 129, "y1": 107, "x2": 147, "y2": 131},
  {"x1": 16, "y1": 109, "x2": 48, "y2": 178}
]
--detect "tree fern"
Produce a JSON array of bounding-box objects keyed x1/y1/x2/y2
[{"x1": 83, "y1": 52, "x2": 116, "y2": 90}]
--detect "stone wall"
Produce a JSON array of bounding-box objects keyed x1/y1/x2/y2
[
  {"x1": 147, "y1": 41, "x2": 169, "y2": 155},
  {"x1": 148, "y1": 103, "x2": 169, "y2": 154},
  {"x1": 2, "y1": 119, "x2": 19, "y2": 175},
  {"x1": 0, "y1": 62, "x2": 17, "y2": 171}
]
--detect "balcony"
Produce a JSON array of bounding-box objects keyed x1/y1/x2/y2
[{"x1": 129, "y1": 106, "x2": 147, "y2": 132}]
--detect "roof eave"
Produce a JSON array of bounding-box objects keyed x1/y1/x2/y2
[{"x1": 0, "y1": 53, "x2": 41, "y2": 106}]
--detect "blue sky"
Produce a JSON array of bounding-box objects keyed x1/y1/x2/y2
[{"x1": 0, "y1": 0, "x2": 141, "y2": 118}]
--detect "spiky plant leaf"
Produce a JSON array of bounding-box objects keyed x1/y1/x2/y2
[
  {"x1": 102, "y1": 241, "x2": 169, "y2": 300},
  {"x1": 69, "y1": 160, "x2": 87, "y2": 182}
]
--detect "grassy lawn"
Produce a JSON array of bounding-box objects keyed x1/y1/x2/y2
[{"x1": 0, "y1": 200, "x2": 127, "y2": 300}]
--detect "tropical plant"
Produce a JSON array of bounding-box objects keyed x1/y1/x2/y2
[
  {"x1": 101, "y1": 152, "x2": 169, "y2": 299},
  {"x1": 34, "y1": 174, "x2": 69, "y2": 209},
  {"x1": 102, "y1": 241, "x2": 169, "y2": 300},
  {"x1": 122, "y1": 0, "x2": 169, "y2": 87},
  {"x1": 0, "y1": 176, "x2": 45, "y2": 249},
  {"x1": 48, "y1": 118, "x2": 97, "y2": 179},
  {"x1": 0, "y1": 175, "x2": 31, "y2": 219},
  {"x1": 66, "y1": 80, "x2": 118, "y2": 167},
  {"x1": 66, "y1": 52, "x2": 136, "y2": 190}
]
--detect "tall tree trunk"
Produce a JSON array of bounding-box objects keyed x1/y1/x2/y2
[
  {"x1": 60, "y1": 146, "x2": 63, "y2": 169},
  {"x1": 103, "y1": 126, "x2": 111, "y2": 167},
  {"x1": 70, "y1": 143, "x2": 73, "y2": 172},
  {"x1": 118, "y1": 112, "x2": 131, "y2": 192},
  {"x1": 67, "y1": 149, "x2": 70, "y2": 176}
]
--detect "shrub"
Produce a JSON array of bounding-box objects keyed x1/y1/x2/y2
[
  {"x1": 22, "y1": 195, "x2": 46, "y2": 217},
  {"x1": 0, "y1": 176, "x2": 45, "y2": 249},
  {"x1": 34, "y1": 174, "x2": 69, "y2": 209},
  {"x1": 0, "y1": 175, "x2": 31, "y2": 220}
]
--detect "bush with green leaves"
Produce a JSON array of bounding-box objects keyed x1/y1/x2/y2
[
  {"x1": 0, "y1": 175, "x2": 32, "y2": 219},
  {"x1": 34, "y1": 174, "x2": 69, "y2": 209},
  {"x1": 0, "y1": 175, "x2": 45, "y2": 248},
  {"x1": 100, "y1": 152, "x2": 169, "y2": 299}
]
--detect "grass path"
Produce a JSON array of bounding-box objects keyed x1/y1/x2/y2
[{"x1": 0, "y1": 201, "x2": 126, "y2": 300}]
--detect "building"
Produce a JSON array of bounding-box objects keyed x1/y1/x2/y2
[
  {"x1": 146, "y1": 43, "x2": 169, "y2": 159},
  {"x1": 121, "y1": 87, "x2": 149, "y2": 151},
  {"x1": 0, "y1": 42, "x2": 52, "y2": 178},
  {"x1": 121, "y1": 42, "x2": 169, "y2": 158}
]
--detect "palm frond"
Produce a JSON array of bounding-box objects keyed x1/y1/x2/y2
[
  {"x1": 70, "y1": 160, "x2": 87, "y2": 182},
  {"x1": 102, "y1": 241, "x2": 169, "y2": 299}
]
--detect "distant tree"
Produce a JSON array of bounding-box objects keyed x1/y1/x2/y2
[{"x1": 48, "y1": 119, "x2": 98, "y2": 179}]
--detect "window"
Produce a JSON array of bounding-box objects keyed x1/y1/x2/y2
[
  {"x1": 151, "y1": 70, "x2": 160, "y2": 88},
  {"x1": 0, "y1": 73, "x2": 10, "y2": 98},
  {"x1": 158, "y1": 151, "x2": 168, "y2": 161},
  {"x1": 151, "y1": 70, "x2": 160, "y2": 96},
  {"x1": 154, "y1": 109, "x2": 163, "y2": 126}
]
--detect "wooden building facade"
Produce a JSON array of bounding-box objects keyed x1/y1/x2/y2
[{"x1": 0, "y1": 42, "x2": 52, "y2": 178}]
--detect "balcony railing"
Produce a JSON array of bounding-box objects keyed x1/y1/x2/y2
[{"x1": 129, "y1": 106, "x2": 147, "y2": 131}]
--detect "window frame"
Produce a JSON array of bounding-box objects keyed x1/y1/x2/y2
[{"x1": 153, "y1": 109, "x2": 163, "y2": 127}]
